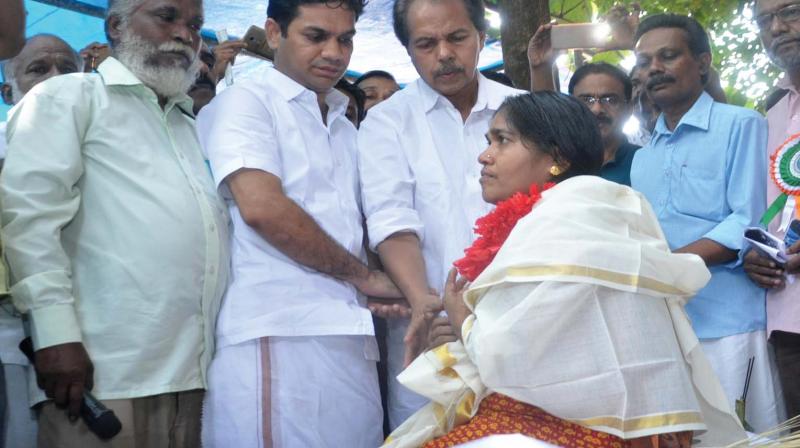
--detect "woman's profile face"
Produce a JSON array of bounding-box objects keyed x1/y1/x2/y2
[{"x1": 478, "y1": 111, "x2": 556, "y2": 204}]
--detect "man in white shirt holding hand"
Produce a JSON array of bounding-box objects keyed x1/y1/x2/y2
[
  {"x1": 358, "y1": 0, "x2": 524, "y2": 429},
  {"x1": 197, "y1": 0, "x2": 400, "y2": 446}
]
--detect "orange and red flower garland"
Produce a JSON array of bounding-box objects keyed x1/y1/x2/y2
[{"x1": 454, "y1": 182, "x2": 554, "y2": 282}]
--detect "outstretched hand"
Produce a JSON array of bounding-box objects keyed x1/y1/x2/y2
[
  {"x1": 603, "y1": 3, "x2": 641, "y2": 50},
  {"x1": 212, "y1": 40, "x2": 247, "y2": 81},
  {"x1": 367, "y1": 297, "x2": 412, "y2": 319},
  {"x1": 403, "y1": 291, "x2": 442, "y2": 367},
  {"x1": 528, "y1": 23, "x2": 556, "y2": 69}
]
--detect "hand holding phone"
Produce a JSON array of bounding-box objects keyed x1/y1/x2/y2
[
  {"x1": 242, "y1": 25, "x2": 274, "y2": 61},
  {"x1": 744, "y1": 227, "x2": 787, "y2": 265},
  {"x1": 550, "y1": 23, "x2": 612, "y2": 50}
]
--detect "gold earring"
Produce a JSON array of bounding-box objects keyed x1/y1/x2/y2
[{"x1": 549, "y1": 165, "x2": 562, "y2": 176}]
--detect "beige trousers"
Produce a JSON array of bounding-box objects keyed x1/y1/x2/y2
[{"x1": 37, "y1": 389, "x2": 203, "y2": 448}]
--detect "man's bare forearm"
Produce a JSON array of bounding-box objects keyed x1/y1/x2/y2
[
  {"x1": 675, "y1": 238, "x2": 737, "y2": 266},
  {"x1": 530, "y1": 64, "x2": 557, "y2": 93},
  {"x1": 254, "y1": 196, "x2": 367, "y2": 281},
  {"x1": 229, "y1": 169, "x2": 368, "y2": 283},
  {"x1": 0, "y1": 0, "x2": 25, "y2": 59},
  {"x1": 376, "y1": 232, "x2": 431, "y2": 308}
]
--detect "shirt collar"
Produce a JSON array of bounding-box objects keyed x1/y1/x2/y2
[
  {"x1": 265, "y1": 67, "x2": 349, "y2": 122},
  {"x1": 417, "y1": 72, "x2": 503, "y2": 114},
  {"x1": 652, "y1": 90, "x2": 713, "y2": 139},
  {"x1": 265, "y1": 67, "x2": 307, "y2": 102},
  {"x1": 96, "y1": 56, "x2": 195, "y2": 115}
]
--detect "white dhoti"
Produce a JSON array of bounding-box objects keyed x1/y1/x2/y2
[
  {"x1": 700, "y1": 330, "x2": 785, "y2": 433},
  {"x1": 386, "y1": 318, "x2": 429, "y2": 430},
  {"x1": 202, "y1": 335, "x2": 383, "y2": 448}
]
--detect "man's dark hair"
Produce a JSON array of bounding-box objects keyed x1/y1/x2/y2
[
  {"x1": 568, "y1": 62, "x2": 632, "y2": 101},
  {"x1": 498, "y1": 92, "x2": 603, "y2": 180},
  {"x1": 635, "y1": 14, "x2": 711, "y2": 57},
  {"x1": 336, "y1": 78, "x2": 366, "y2": 124},
  {"x1": 354, "y1": 70, "x2": 397, "y2": 86},
  {"x1": 481, "y1": 70, "x2": 514, "y2": 87},
  {"x1": 393, "y1": 0, "x2": 487, "y2": 47},
  {"x1": 268, "y1": 0, "x2": 368, "y2": 35}
]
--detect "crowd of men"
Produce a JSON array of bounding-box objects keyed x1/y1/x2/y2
[{"x1": 0, "y1": 0, "x2": 798, "y2": 446}]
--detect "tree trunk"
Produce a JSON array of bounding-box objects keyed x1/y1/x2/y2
[{"x1": 496, "y1": 0, "x2": 550, "y2": 91}]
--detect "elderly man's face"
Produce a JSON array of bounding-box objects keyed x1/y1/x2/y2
[
  {"x1": 405, "y1": 0, "x2": 485, "y2": 100},
  {"x1": 2, "y1": 35, "x2": 79, "y2": 105},
  {"x1": 757, "y1": 0, "x2": 800, "y2": 70},
  {"x1": 123, "y1": 0, "x2": 203, "y2": 68},
  {"x1": 635, "y1": 27, "x2": 709, "y2": 110},
  {"x1": 108, "y1": 0, "x2": 203, "y2": 99}
]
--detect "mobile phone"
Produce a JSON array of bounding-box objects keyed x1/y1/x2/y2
[
  {"x1": 745, "y1": 227, "x2": 787, "y2": 264},
  {"x1": 242, "y1": 25, "x2": 274, "y2": 61},
  {"x1": 550, "y1": 23, "x2": 612, "y2": 50}
]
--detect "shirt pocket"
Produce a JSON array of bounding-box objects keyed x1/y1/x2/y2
[{"x1": 674, "y1": 165, "x2": 724, "y2": 221}]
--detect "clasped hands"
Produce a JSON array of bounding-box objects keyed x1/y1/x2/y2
[{"x1": 368, "y1": 268, "x2": 471, "y2": 367}]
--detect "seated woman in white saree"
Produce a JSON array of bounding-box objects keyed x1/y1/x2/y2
[{"x1": 384, "y1": 92, "x2": 747, "y2": 448}]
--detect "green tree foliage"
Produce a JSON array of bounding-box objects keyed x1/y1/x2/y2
[{"x1": 484, "y1": 0, "x2": 779, "y2": 108}]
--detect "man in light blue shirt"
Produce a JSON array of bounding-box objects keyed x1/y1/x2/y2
[{"x1": 631, "y1": 14, "x2": 782, "y2": 431}]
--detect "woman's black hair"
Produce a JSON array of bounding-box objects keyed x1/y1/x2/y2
[{"x1": 497, "y1": 92, "x2": 604, "y2": 180}]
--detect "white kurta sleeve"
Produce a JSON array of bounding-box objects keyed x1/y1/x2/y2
[
  {"x1": 0, "y1": 80, "x2": 89, "y2": 350},
  {"x1": 197, "y1": 85, "x2": 280, "y2": 193},
  {"x1": 357, "y1": 105, "x2": 424, "y2": 250}
]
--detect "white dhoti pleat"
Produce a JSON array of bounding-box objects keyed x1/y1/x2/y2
[
  {"x1": 202, "y1": 335, "x2": 384, "y2": 448},
  {"x1": 386, "y1": 317, "x2": 430, "y2": 430},
  {"x1": 699, "y1": 330, "x2": 785, "y2": 433}
]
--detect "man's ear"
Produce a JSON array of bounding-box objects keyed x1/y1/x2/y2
[
  {"x1": 105, "y1": 16, "x2": 123, "y2": 47},
  {"x1": 1, "y1": 84, "x2": 13, "y2": 106},
  {"x1": 266, "y1": 18, "x2": 282, "y2": 51},
  {"x1": 698, "y1": 52, "x2": 712, "y2": 81},
  {"x1": 478, "y1": 31, "x2": 487, "y2": 50}
]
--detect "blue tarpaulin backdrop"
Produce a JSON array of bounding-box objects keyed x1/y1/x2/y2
[{"x1": 2, "y1": 0, "x2": 506, "y2": 118}]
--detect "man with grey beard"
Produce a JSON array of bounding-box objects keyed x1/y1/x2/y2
[
  {"x1": 0, "y1": 0, "x2": 230, "y2": 446},
  {"x1": 744, "y1": 0, "x2": 800, "y2": 422}
]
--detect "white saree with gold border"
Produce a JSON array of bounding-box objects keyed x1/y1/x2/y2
[{"x1": 384, "y1": 176, "x2": 746, "y2": 447}]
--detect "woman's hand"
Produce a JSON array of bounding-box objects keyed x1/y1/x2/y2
[
  {"x1": 427, "y1": 316, "x2": 458, "y2": 348},
  {"x1": 403, "y1": 291, "x2": 443, "y2": 367},
  {"x1": 443, "y1": 268, "x2": 471, "y2": 337}
]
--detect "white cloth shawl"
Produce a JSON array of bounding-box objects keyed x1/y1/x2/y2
[{"x1": 384, "y1": 176, "x2": 746, "y2": 447}]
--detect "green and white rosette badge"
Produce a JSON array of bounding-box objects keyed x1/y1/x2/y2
[{"x1": 763, "y1": 132, "x2": 800, "y2": 230}]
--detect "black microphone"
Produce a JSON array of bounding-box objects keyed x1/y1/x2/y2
[{"x1": 19, "y1": 337, "x2": 123, "y2": 439}]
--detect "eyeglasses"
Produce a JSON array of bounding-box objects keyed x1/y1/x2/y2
[
  {"x1": 578, "y1": 95, "x2": 624, "y2": 108},
  {"x1": 755, "y1": 3, "x2": 800, "y2": 31}
]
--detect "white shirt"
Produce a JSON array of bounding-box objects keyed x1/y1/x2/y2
[
  {"x1": 0, "y1": 57, "x2": 230, "y2": 400},
  {"x1": 0, "y1": 121, "x2": 27, "y2": 367},
  {"x1": 358, "y1": 75, "x2": 524, "y2": 291},
  {"x1": 198, "y1": 67, "x2": 372, "y2": 347}
]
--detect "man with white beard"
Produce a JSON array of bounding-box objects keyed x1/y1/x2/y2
[{"x1": 0, "y1": 0, "x2": 230, "y2": 446}]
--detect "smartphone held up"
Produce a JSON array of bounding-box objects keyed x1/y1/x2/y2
[{"x1": 550, "y1": 23, "x2": 612, "y2": 50}]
